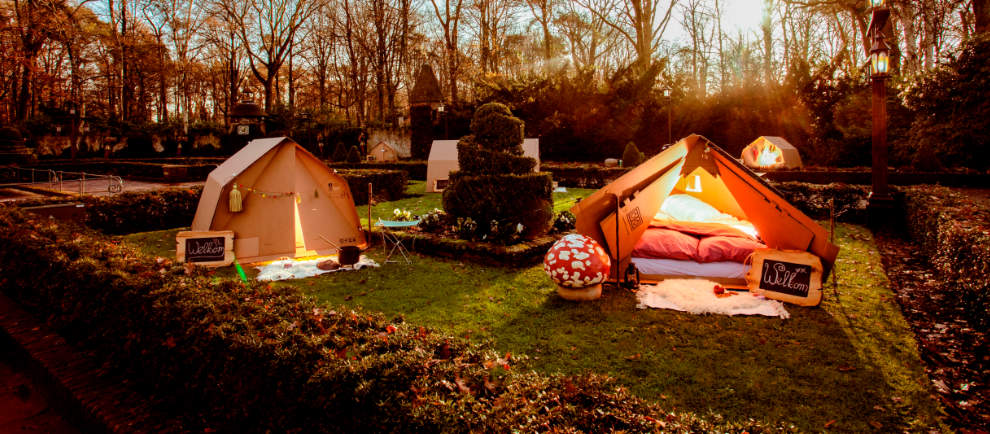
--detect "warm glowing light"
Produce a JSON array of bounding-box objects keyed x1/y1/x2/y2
[
  {"x1": 869, "y1": 0, "x2": 886, "y2": 8},
  {"x1": 756, "y1": 144, "x2": 783, "y2": 168},
  {"x1": 871, "y1": 50, "x2": 889, "y2": 76}
]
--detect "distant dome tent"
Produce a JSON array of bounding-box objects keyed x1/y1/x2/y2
[{"x1": 741, "y1": 136, "x2": 802, "y2": 170}]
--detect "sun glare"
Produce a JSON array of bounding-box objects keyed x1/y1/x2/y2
[{"x1": 721, "y1": 0, "x2": 767, "y2": 33}]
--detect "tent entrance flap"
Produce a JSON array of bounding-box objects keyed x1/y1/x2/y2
[{"x1": 599, "y1": 166, "x2": 681, "y2": 260}]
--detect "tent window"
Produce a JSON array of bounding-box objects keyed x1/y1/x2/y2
[
  {"x1": 435, "y1": 179, "x2": 449, "y2": 191},
  {"x1": 685, "y1": 175, "x2": 703, "y2": 192}
]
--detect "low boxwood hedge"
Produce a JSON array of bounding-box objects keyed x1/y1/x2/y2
[
  {"x1": 336, "y1": 169, "x2": 408, "y2": 205},
  {"x1": 770, "y1": 181, "x2": 871, "y2": 223},
  {"x1": 0, "y1": 208, "x2": 777, "y2": 432},
  {"x1": 330, "y1": 161, "x2": 427, "y2": 180},
  {"x1": 540, "y1": 163, "x2": 630, "y2": 188},
  {"x1": 902, "y1": 186, "x2": 990, "y2": 327}
]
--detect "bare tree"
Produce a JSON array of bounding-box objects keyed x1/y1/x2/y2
[
  {"x1": 575, "y1": 0, "x2": 678, "y2": 72},
  {"x1": 469, "y1": 0, "x2": 520, "y2": 74},
  {"x1": 218, "y1": 0, "x2": 317, "y2": 112},
  {"x1": 524, "y1": 0, "x2": 556, "y2": 60},
  {"x1": 555, "y1": 0, "x2": 618, "y2": 77},
  {"x1": 429, "y1": 0, "x2": 464, "y2": 103}
]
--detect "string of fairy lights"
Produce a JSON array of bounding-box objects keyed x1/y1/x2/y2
[{"x1": 232, "y1": 182, "x2": 302, "y2": 203}]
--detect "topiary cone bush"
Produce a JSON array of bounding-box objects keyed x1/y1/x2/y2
[
  {"x1": 443, "y1": 103, "x2": 553, "y2": 242},
  {"x1": 622, "y1": 142, "x2": 645, "y2": 167}
]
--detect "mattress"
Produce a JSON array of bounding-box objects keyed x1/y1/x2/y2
[{"x1": 630, "y1": 257, "x2": 750, "y2": 280}]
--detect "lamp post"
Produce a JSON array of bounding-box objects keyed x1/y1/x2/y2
[
  {"x1": 437, "y1": 103, "x2": 448, "y2": 140},
  {"x1": 866, "y1": 0, "x2": 893, "y2": 222}
]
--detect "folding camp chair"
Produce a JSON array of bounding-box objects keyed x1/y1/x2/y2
[{"x1": 376, "y1": 218, "x2": 419, "y2": 264}]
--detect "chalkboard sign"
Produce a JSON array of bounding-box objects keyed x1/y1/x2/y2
[
  {"x1": 185, "y1": 237, "x2": 226, "y2": 262},
  {"x1": 176, "y1": 230, "x2": 234, "y2": 267},
  {"x1": 759, "y1": 259, "x2": 812, "y2": 297}
]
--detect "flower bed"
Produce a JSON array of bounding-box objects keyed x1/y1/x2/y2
[
  {"x1": 0, "y1": 207, "x2": 773, "y2": 432},
  {"x1": 902, "y1": 186, "x2": 990, "y2": 327}
]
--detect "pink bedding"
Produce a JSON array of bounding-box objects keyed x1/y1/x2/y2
[{"x1": 631, "y1": 221, "x2": 765, "y2": 264}]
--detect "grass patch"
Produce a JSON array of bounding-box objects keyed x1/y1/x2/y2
[
  {"x1": 120, "y1": 194, "x2": 944, "y2": 431},
  {"x1": 356, "y1": 181, "x2": 591, "y2": 228}
]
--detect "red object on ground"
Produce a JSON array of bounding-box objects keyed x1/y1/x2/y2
[
  {"x1": 714, "y1": 284, "x2": 726, "y2": 295},
  {"x1": 544, "y1": 234, "x2": 611, "y2": 289}
]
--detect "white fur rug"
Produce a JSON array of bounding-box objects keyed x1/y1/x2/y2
[
  {"x1": 255, "y1": 256, "x2": 379, "y2": 281},
  {"x1": 636, "y1": 279, "x2": 790, "y2": 319}
]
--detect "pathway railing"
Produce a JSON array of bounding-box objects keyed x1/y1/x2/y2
[{"x1": 0, "y1": 166, "x2": 124, "y2": 196}]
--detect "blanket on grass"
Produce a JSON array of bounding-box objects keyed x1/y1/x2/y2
[
  {"x1": 256, "y1": 256, "x2": 379, "y2": 281},
  {"x1": 636, "y1": 279, "x2": 789, "y2": 319}
]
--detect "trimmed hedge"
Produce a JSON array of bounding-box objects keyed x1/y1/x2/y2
[
  {"x1": 902, "y1": 186, "x2": 990, "y2": 326},
  {"x1": 442, "y1": 172, "x2": 554, "y2": 238},
  {"x1": 770, "y1": 182, "x2": 871, "y2": 223},
  {"x1": 0, "y1": 208, "x2": 780, "y2": 432},
  {"x1": 330, "y1": 161, "x2": 428, "y2": 180},
  {"x1": 5, "y1": 187, "x2": 204, "y2": 234},
  {"x1": 336, "y1": 169, "x2": 408, "y2": 205},
  {"x1": 540, "y1": 163, "x2": 630, "y2": 188}
]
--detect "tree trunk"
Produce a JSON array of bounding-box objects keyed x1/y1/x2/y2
[{"x1": 970, "y1": 0, "x2": 987, "y2": 34}]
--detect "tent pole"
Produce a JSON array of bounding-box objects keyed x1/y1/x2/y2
[{"x1": 614, "y1": 193, "x2": 622, "y2": 287}]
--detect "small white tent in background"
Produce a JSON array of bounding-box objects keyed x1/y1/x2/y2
[
  {"x1": 425, "y1": 138, "x2": 541, "y2": 193},
  {"x1": 741, "y1": 136, "x2": 803, "y2": 170},
  {"x1": 368, "y1": 141, "x2": 399, "y2": 161},
  {"x1": 191, "y1": 137, "x2": 367, "y2": 263}
]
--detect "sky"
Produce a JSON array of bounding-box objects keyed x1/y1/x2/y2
[{"x1": 669, "y1": 0, "x2": 767, "y2": 42}]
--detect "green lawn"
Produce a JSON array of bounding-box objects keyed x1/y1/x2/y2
[{"x1": 123, "y1": 182, "x2": 946, "y2": 432}]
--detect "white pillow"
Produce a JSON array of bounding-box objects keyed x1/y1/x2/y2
[{"x1": 660, "y1": 194, "x2": 725, "y2": 222}]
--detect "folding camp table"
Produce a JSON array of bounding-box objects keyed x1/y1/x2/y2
[{"x1": 375, "y1": 219, "x2": 420, "y2": 264}]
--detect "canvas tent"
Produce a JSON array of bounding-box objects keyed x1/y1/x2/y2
[
  {"x1": 571, "y1": 134, "x2": 838, "y2": 285},
  {"x1": 369, "y1": 141, "x2": 399, "y2": 162},
  {"x1": 192, "y1": 137, "x2": 367, "y2": 263},
  {"x1": 425, "y1": 138, "x2": 541, "y2": 193},
  {"x1": 741, "y1": 136, "x2": 803, "y2": 170}
]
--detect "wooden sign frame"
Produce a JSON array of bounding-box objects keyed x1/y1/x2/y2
[
  {"x1": 176, "y1": 230, "x2": 235, "y2": 267},
  {"x1": 745, "y1": 249, "x2": 823, "y2": 306}
]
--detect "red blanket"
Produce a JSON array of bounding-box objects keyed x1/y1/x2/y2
[{"x1": 632, "y1": 221, "x2": 765, "y2": 263}]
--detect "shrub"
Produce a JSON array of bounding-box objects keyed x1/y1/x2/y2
[
  {"x1": 902, "y1": 186, "x2": 990, "y2": 327},
  {"x1": 901, "y1": 35, "x2": 990, "y2": 170},
  {"x1": 417, "y1": 208, "x2": 447, "y2": 233},
  {"x1": 622, "y1": 142, "x2": 645, "y2": 167},
  {"x1": 456, "y1": 138, "x2": 535, "y2": 175},
  {"x1": 552, "y1": 210, "x2": 577, "y2": 233},
  {"x1": 443, "y1": 103, "x2": 553, "y2": 242},
  {"x1": 336, "y1": 169, "x2": 407, "y2": 205},
  {"x1": 346, "y1": 145, "x2": 363, "y2": 163},
  {"x1": 769, "y1": 181, "x2": 871, "y2": 223},
  {"x1": 443, "y1": 172, "x2": 554, "y2": 239},
  {"x1": 469, "y1": 102, "x2": 524, "y2": 154},
  {"x1": 0, "y1": 209, "x2": 787, "y2": 432},
  {"x1": 331, "y1": 142, "x2": 348, "y2": 162},
  {"x1": 329, "y1": 161, "x2": 428, "y2": 181},
  {"x1": 81, "y1": 187, "x2": 203, "y2": 234}
]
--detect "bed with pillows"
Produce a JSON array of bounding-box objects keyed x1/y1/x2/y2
[{"x1": 630, "y1": 194, "x2": 765, "y2": 283}]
